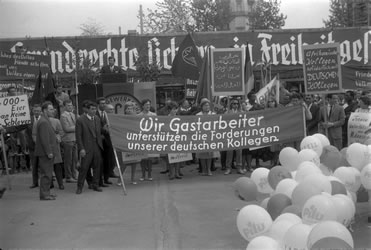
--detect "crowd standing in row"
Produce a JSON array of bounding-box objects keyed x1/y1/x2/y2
[{"x1": 1, "y1": 83, "x2": 371, "y2": 200}]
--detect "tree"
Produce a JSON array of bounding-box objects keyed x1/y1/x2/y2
[
  {"x1": 79, "y1": 18, "x2": 106, "y2": 36},
  {"x1": 324, "y1": 0, "x2": 370, "y2": 28},
  {"x1": 248, "y1": 0, "x2": 286, "y2": 30},
  {"x1": 191, "y1": 0, "x2": 231, "y2": 31}
]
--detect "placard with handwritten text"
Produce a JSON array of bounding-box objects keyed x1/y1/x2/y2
[
  {"x1": 0, "y1": 94, "x2": 31, "y2": 127},
  {"x1": 211, "y1": 48, "x2": 245, "y2": 96}
]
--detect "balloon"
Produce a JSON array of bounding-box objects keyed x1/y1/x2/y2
[
  {"x1": 290, "y1": 171, "x2": 297, "y2": 179},
  {"x1": 250, "y1": 168, "x2": 274, "y2": 194},
  {"x1": 302, "y1": 194, "x2": 337, "y2": 225},
  {"x1": 267, "y1": 220, "x2": 297, "y2": 245},
  {"x1": 302, "y1": 173, "x2": 332, "y2": 194},
  {"x1": 349, "y1": 167, "x2": 362, "y2": 192},
  {"x1": 266, "y1": 193, "x2": 292, "y2": 220},
  {"x1": 312, "y1": 133, "x2": 330, "y2": 147},
  {"x1": 330, "y1": 180, "x2": 347, "y2": 195},
  {"x1": 346, "y1": 143, "x2": 368, "y2": 170},
  {"x1": 307, "y1": 221, "x2": 354, "y2": 249},
  {"x1": 347, "y1": 190, "x2": 357, "y2": 203},
  {"x1": 283, "y1": 223, "x2": 312, "y2": 250},
  {"x1": 267, "y1": 166, "x2": 292, "y2": 190},
  {"x1": 237, "y1": 205, "x2": 273, "y2": 241},
  {"x1": 339, "y1": 147, "x2": 351, "y2": 166},
  {"x1": 279, "y1": 147, "x2": 301, "y2": 171},
  {"x1": 291, "y1": 181, "x2": 322, "y2": 209},
  {"x1": 333, "y1": 167, "x2": 357, "y2": 191},
  {"x1": 260, "y1": 197, "x2": 270, "y2": 209},
  {"x1": 234, "y1": 177, "x2": 258, "y2": 202},
  {"x1": 246, "y1": 236, "x2": 280, "y2": 250},
  {"x1": 319, "y1": 163, "x2": 332, "y2": 176},
  {"x1": 295, "y1": 161, "x2": 322, "y2": 183},
  {"x1": 274, "y1": 178, "x2": 298, "y2": 198},
  {"x1": 274, "y1": 213, "x2": 302, "y2": 224},
  {"x1": 334, "y1": 194, "x2": 356, "y2": 217},
  {"x1": 281, "y1": 205, "x2": 302, "y2": 217},
  {"x1": 331, "y1": 195, "x2": 354, "y2": 227},
  {"x1": 300, "y1": 136, "x2": 323, "y2": 156},
  {"x1": 360, "y1": 163, "x2": 371, "y2": 189},
  {"x1": 320, "y1": 145, "x2": 341, "y2": 171},
  {"x1": 299, "y1": 149, "x2": 320, "y2": 166}
]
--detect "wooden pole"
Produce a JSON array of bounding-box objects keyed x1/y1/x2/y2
[
  {"x1": 322, "y1": 94, "x2": 329, "y2": 138},
  {"x1": 1, "y1": 132, "x2": 11, "y2": 190}
]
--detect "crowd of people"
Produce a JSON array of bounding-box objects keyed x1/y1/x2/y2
[{"x1": 1, "y1": 81, "x2": 371, "y2": 201}]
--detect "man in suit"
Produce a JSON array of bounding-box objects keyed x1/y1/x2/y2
[
  {"x1": 34, "y1": 101, "x2": 58, "y2": 201},
  {"x1": 319, "y1": 94, "x2": 345, "y2": 150},
  {"x1": 27, "y1": 104, "x2": 42, "y2": 188},
  {"x1": 342, "y1": 91, "x2": 358, "y2": 147},
  {"x1": 304, "y1": 94, "x2": 320, "y2": 135},
  {"x1": 100, "y1": 56, "x2": 123, "y2": 74},
  {"x1": 96, "y1": 97, "x2": 116, "y2": 186},
  {"x1": 60, "y1": 99, "x2": 77, "y2": 183},
  {"x1": 76, "y1": 101, "x2": 104, "y2": 194}
]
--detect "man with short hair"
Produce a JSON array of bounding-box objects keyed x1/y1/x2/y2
[
  {"x1": 304, "y1": 94, "x2": 320, "y2": 135},
  {"x1": 60, "y1": 99, "x2": 78, "y2": 182},
  {"x1": 7, "y1": 86, "x2": 17, "y2": 96},
  {"x1": 35, "y1": 101, "x2": 58, "y2": 200},
  {"x1": 101, "y1": 56, "x2": 123, "y2": 74},
  {"x1": 76, "y1": 101, "x2": 103, "y2": 194},
  {"x1": 27, "y1": 104, "x2": 42, "y2": 188}
]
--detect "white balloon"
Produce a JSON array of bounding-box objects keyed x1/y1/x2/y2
[
  {"x1": 313, "y1": 133, "x2": 330, "y2": 147},
  {"x1": 360, "y1": 163, "x2": 371, "y2": 189},
  {"x1": 331, "y1": 195, "x2": 354, "y2": 227},
  {"x1": 260, "y1": 197, "x2": 270, "y2": 210},
  {"x1": 302, "y1": 194, "x2": 337, "y2": 225},
  {"x1": 300, "y1": 135, "x2": 323, "y2": 157},
  {"x1": 346, "y1": 190, "x2": 357, "y2": 203},
  {"x1": 333, "y1": 194, "x2": 356, "y2": 217},
  {"x1": 246, "y1": 236, "x2": 280, "y2": 250},
  {"x1": 302, "y1": 173, "x2": 332, "y2": 194},
  {"x1": 349, "y1": 167, "x2": 362, "y2": 192},
  {"x1": 274, "y1": 213, "x2": 302, "y2": 225},
  {"x1": 251, "y1": 168, "x2": 274, "y2": 194},
  {"x1": 267, "y1": 220, "x2": 297, "y2": 245},
  {"x1": 319, "y1": 163, "x2": 332, "y2": 176},
  {"x1": 279, "y1": 147, "x2": 301, "y2": 172},
  {"x1": 283, "y1": 223, "x2": 312, "y2": 250},
  {"x1": 295, "y1": 161, "x2": 322, "y2": 183},
  {"x1": 274, "y1": 178, "x2": 298, "y2": 198},
  {"x1": 333, "y1": 167, "x2": 357, "y2": 191},
  {"x1": 299, "y1": 149, "x2": 320, "y2": 166},
  {"x1": 346, "y1": 143, "x2": 368, "y2": 170}
]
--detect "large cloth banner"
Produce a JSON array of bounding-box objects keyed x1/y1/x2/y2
[
  {"x1": 348, "y1": 112, "x2": 371, "y2": 145},
  {"x1": 108, "y1": 105, "x2": 305, "y2": 154}
]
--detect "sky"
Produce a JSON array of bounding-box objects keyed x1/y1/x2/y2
[{"x1": 0, "y1": 0, "x2": 331, "y2": 39}]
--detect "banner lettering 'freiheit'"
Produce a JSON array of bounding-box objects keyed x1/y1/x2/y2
[
  {"x1": 0, "y1": 94, "x2": 31, "y2": 127},
  {"x1": 108, "y1": 106, "x2": 305, "y2": 154}
]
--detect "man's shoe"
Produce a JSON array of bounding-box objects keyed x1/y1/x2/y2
[
  {"x1": 76, "y1": 187, "x2": 82, "y2": 194},
  {"x1": 237, "y1": 169, "x2": 245, "y2": 175},
  {"x1": 29, "y1": 184, "x2": 38, "y2": 189},
  {"x1": 104, "y1": 180, "x2": 113, "y2": 185},
  {"x1": 160, "y1": 170, "x2": 169, "y2": 174},
  {"x1": 99, "y1": 183, "x2": 109, "y2": 187},
  {"x1": 66, "y1": 178, "x2": 77, "y2": 183},
  {"x1": 224, "y1": 169, "x2": 231, "y2": 175},
  {"x1": 59, "y1": 184, "x2": 65, "y2": 190},
  {"x1": 40, "y1": 196, "x2": 56, "y2": 201},
  {"x1": 50, "y1": 194, "x2": 57, "y2": 198},
  {"x1": 93, "y1": 186, "x2": 103, "y2": 192}
]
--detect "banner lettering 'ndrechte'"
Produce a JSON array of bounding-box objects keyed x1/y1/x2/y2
[{"x1": 108, "y1": 105, "x2": 305, "y2": 154}]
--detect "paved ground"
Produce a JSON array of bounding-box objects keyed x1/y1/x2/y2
[{"x1": 0, "y1": 162, "x2": 370, "y2": 249}]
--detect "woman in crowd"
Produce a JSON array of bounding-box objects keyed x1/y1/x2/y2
[
  {"x1": 355, "y1": 95, "x2": 371, "y2": 113},
  {"x1": 168, "y1": 101, "x2": 183, "y2": 180},
  {"x1": 138, "y1": 99, "x2": 156, "y2": 181},
  {"x1": 117, "y1": 101, "x2": 140, "y2": 185},
  {"x1": 196, "y1": 98, "x2": 214, "y2": 176}
]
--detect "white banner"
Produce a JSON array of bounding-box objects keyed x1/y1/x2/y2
[
  {"x1": 121, "y1": 151, "x2": 146, "y2": 163},
  {"x1": 348, "y1": 112, "x2": 371, "y2": 145},
  {"x1": 168, "y1": 153, "x2": 193, "y2": 164},
  {"x1": 0, "y1": 94, "x2": 31, "y2": 127},
  {"x1": 255, "y1": 76, "x2": 280, "y2": 106}
]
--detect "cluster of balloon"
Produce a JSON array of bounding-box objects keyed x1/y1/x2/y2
[{"x1": 234, "y1": 133, "x2": 371, "y2": 249}]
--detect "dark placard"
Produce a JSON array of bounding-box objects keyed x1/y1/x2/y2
[
  {"x1": 302, "y1": 43, "x2": 342, "y2": 94},
  {"x1": 211, "y1": 48, "x2": 244, "y2": 96},
  {"x1": 0, "y1": 51, "x2": 50, "y2": 80},
  {"x1": 185, "y1": 79, "x2": 197, "y2": 99}
]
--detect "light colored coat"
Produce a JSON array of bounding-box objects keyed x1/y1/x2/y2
[{"x1": 60, "y1": 111, "x2": 76, "y2": 142}]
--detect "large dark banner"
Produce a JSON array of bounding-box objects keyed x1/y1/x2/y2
[
  {"x1": 108, "y1": 105, "x2": 305, "y2": 154},
  {"x1": 0, "y1": 27, "x2": 369, "y2": 89}
]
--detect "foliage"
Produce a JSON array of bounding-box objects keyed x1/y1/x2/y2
[
  {"x1": 248, "y1": 0, "x2": 286, "y2": 30},
  {"x1": 324, "y1": 0, "x2": 369, "y2": 27},
  {"x1": 76, "y1": 55, "x2": 99, "y2": 85},
  {"x1": 79, "y1": 18, "x2": 106, "y2": 36},
  {"x1": 134, "y1": 48, "x2": 162, "y2": 82}
]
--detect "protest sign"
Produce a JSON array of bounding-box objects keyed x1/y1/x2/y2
[
  {"x1": 348, "y1": 112, "x2": 371, "y2": 145},
  {"x1": 255, "y1": 77, "x2": 280, "y2": 106},
  {"x1": 108, "y1": 105, "x2": 305, "y2": 154},
  {"x1": 0, "y1": 94, "x2": 31, "y2": 127},
  {"x1": 0, "y1": 51, "x2": 50, "y2": 80},
  {"x1": 121, "y1": 151, "x2": 146, "y2": 164},
  {"x1": 211, "y1": 48, "x2": 244, "y2": 96},
  {"x1": 168, "y1": 153, "x2": 193, "y2": 164},
  {"x1": 302, "y1": 43, "x2": 342, "y2": 94}
]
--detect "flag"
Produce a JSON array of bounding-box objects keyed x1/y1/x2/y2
[
  {"x1": 195, "y1": 46, "x2": 212, "y2": 106},
  {"x1": 30, "y1": 69, "x2": 43, "y2": 106},
  {"x1": 244, "y1": 43, "x2": 254, "y2": 97},
  {"x1": 255, "y1": 76, "x2": 280, "y2": 106},
  {"x1": 171, "y1": 33, "x2": 202, "y2": 80}
]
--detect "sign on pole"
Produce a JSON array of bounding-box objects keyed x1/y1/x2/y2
[
  {"x1": 0, "y1": 94, "x2": 31, "y2": 127},
  {"x1": 348, "y1": 112, "x2": 371, "y2": 145},
  {"x1": 211, "y1": 48, "x2": 245, "y2": 96},
  {"x1": 302, "y1": 43, "x2": 342, "y2": 94}
]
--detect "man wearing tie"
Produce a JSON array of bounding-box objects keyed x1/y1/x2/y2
[
  {"x1": 319, "y1": 94, "x2": 345, "y2": 150},
  {"x1": 100, "y1": 56, "x2": 123, "y2": 74},
  {"x1": 60, "y1": 99, "x2": 77, "y2": 183},
  {"x1": 75, "y1": 101, "x2": 103, "y2": 194}
]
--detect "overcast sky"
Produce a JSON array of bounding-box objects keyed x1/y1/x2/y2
[{"x1": 0, "y1": 0, "x2": 330, "y2": 39}]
